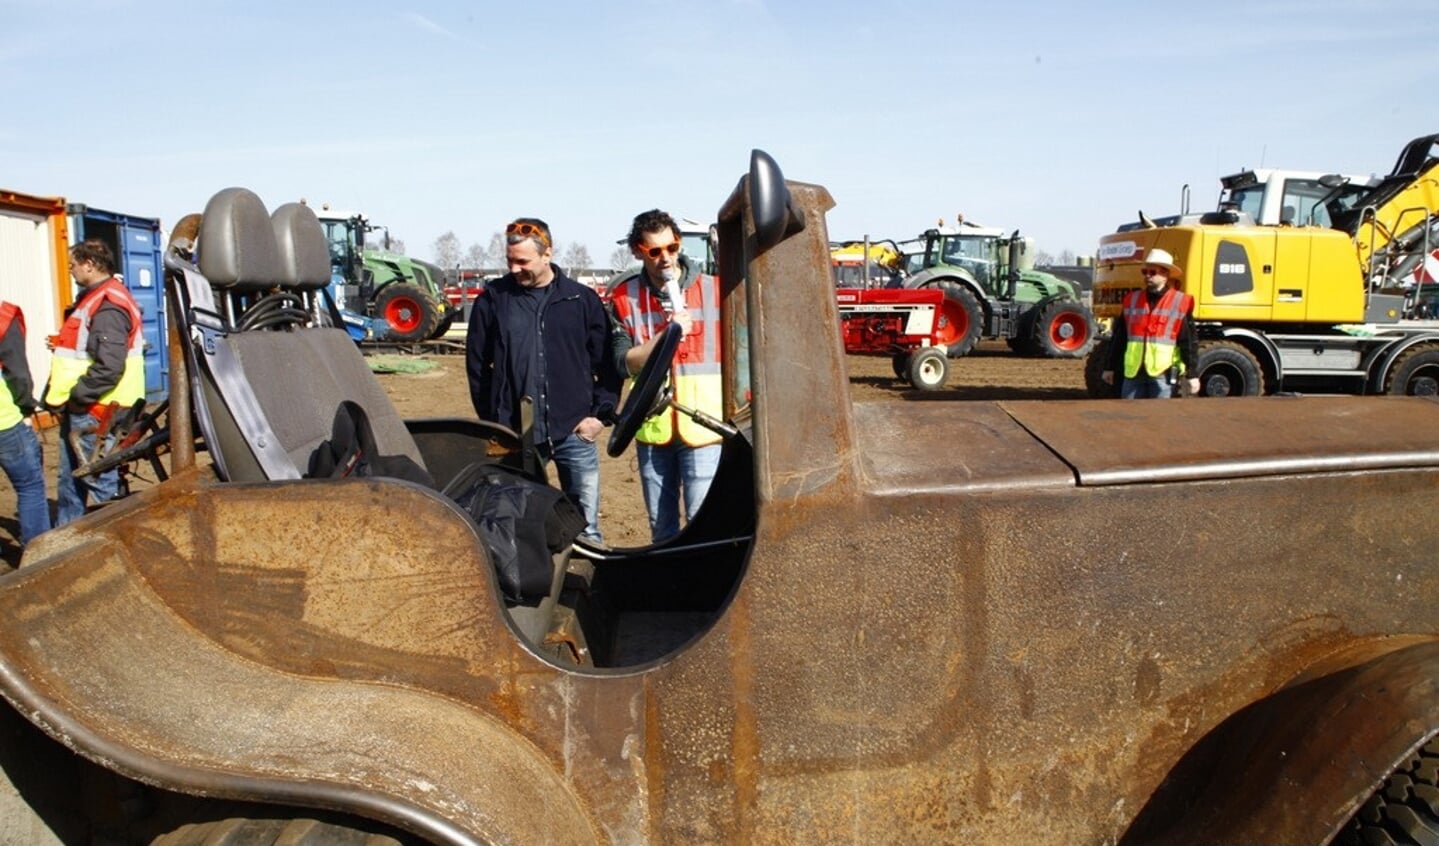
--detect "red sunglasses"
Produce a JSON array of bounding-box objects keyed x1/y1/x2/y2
[{"x1": 637, "y1": 241, "x2": 681, "y2": 259}]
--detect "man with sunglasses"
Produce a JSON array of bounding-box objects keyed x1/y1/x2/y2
[
  {"x1": 609, "y1": 209, "x2": 723, "y2": 543},
  {"x1": 465, "y1": 217, "x2": 620, "y2": 543},
  {"x1": 1101, "y1": 248, "x2": 1201, "y2": 399}
]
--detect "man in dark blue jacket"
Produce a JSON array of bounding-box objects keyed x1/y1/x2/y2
[{"x1": 465, "y1": 218, "x2": 620, "y2": 543}]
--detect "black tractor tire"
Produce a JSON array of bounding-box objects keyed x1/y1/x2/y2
[
  {"x1": 375, "y1": 283, "x2": 441, "y2": 343},
  {"x1": 891, "y1": 351, "x2": 910, "y2": 379},
  {"x1": 1196, "y1": 340, "x2": 1268, "y2": 397},
  {"x1": 927, "y1": 282, "x2": 984, "y2": 358},
  {"x1": 429, "y1": 309, "x2": 459, "y2": 341},
  {"x1": 1333, "y1": 737, "x2": 1439, "y2": 846},
  {"x1": 1030, "y1": 299, "x2": 1098, "y2": 359},
  {"x1": 1385, "y1": 345, "x2": 1439, "y2": 396},
  {"x1": 1084, "y1": 338, "x2": 1119, "y2": 398},
  {"x1": 152, "y1": 818, "x2": 402, "y2": 846},
  {"x1": 1007, "y1": 335, "x2": 1039, "y2": 356},
  {"x1": 906, "y1": 347, "x2": 949, "y2": 391}
]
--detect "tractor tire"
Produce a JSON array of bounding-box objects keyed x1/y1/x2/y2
[
  {"x1": 891, "y1": 351, "x2": 910, "y2": 379},
  {"x1": 1385, "y1": 345, "x2": 1439, "y2": 395},
  {"x1": 927, "y1": 283, "x2": 983, "y2": 358},
  {"x1": 152, "y1": 817, "x2": 403, "y2": 846},
  {"x1": 1333, "y1": 737, "x2": 1439, "y2": 846},
  {"x1": 1196, "y1": 340, "x2": 1268, "y2": 397},
  {"x1": 375, "y1": 283, "x2": 441, "y2": 343},
  {"x1": 906, "y1": 347, "x2": 949, "y2": 391},
  {"x1": 1084, "y1": 339, "x2": 1119, "y2": 398},
  {"x1": 1007, "y1": 335, "x2": 1038, "y2": 356},
  {"x1": 429, "y1": 309, "x2": 459, "y2": 341},
  {"x1": 1030, "y1": 299, "x2": 1098, "y2": 359}
]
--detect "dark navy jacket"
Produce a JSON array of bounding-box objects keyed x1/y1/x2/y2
[{"x1": 465, "y1": 269, "x2": 620, "y2": 442}]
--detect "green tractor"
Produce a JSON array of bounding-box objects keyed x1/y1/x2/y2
[
  {"x1": 901, "y1": 219, "x2": 1097, "y2": 358},
  {"x1": 315, "y1": 207, "x2": 460, "y2": 343}
]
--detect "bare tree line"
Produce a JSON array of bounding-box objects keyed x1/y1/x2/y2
[{"x1": 430, "y1": 231, "x2": 600, "y2": 275}]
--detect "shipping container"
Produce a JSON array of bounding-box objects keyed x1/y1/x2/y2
[
  {"x1": 0, "y1": 191, "x2": 68, "y2": 401},
  {"x1": 68, "y1": 205, "x2": 169, "y2": 400}
]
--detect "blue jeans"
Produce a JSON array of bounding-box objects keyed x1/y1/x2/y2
[
  {"x1": 0, "y1": 421, "x2": 49, "y2": 544},
  {"x1": 57, "y1": 411, "x2": 119, "y2": 527},
  {"x1": 1121, "y1": 375, "x2": 1173, "y2": 399},
  {"x1": 636, "y1": 442, "x2": 722, "y2": 544},
  {"x1": 542, "y1": 433, "x2": 603, "y2": 544}
]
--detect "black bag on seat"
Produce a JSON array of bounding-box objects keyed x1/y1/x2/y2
[
  {"x1": 442, "y1": 462, "x2": 585, "y2": 603},
  {"x1": 308, "y1": 400, "x2": 435, "y2": 487}
]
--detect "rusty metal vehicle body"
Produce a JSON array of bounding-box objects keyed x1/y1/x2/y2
[{"x1": 0, "y1": 153, "x2": 1437, "y2": 845}]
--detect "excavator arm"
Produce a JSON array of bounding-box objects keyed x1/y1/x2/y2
[{"x1": 1338, "y1": 133, "x2": 1439, "y2": 282}]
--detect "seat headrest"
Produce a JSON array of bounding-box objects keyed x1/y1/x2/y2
[
  {"x1": 198, "y1": 188, "x2": 284, "y2": 292},
  {"x1": 271, "y1": 203, "x2": 331, "y2": 291}
]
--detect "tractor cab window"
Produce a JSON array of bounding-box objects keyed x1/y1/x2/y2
[
  {"x1": 941, "y1": 235, "x2": 996, "y2": 289},
  {"x1": 321, "y1": 220, "x2": 353, "y2": 274},
  {"x1": 681, "y1": 229, "x2": 715, "y2": 275}
]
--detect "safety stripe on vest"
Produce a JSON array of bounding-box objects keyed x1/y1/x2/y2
[
  {"x1": 63, "y1": 279, "x2": 145, "y2": 356},
  {"x1": 45, "y1": 279, "x2": 146, "y2": 408},
  {"x1": 1121, "y1": 288, "x2": 1192, "y2": 378}
]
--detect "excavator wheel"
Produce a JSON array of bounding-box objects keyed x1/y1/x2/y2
[
  {"x1": 1083, "y1": 339, "x2": 1119, "y2": 398},
  {"x1": 1196, "y1": 341, "x2": 1268, "y2": 397},
  {"x1": 1332, "y1": 737, "x2": 1439, "y2": 846},
  {"x1": 927, "y1": 283, "x2": 983, "y2": 358},
  {"x1": 375, "y1": 283, "x2": 442, "y2": 343},
  {"x1": 1385, "y1": 345, "x2": 1439, "y2": 396},
  {"x1": 152, "y1": 817, "x2": 403, "y2": 846}
]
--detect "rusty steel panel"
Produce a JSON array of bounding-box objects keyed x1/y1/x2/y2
[
  {"x1": 853, "y1": 401, "x2": 1075, "y2": 493},
  {"x1": 0, "y1": 158, "x2": 1437, "y2": 845},
  {"x1": 1003, "y1": 394, "x2": 1439, "y2": 484}
]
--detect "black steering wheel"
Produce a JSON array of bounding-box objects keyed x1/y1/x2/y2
[{"x1": 608, "y1": 322, "x2": 683, "y2": 457}]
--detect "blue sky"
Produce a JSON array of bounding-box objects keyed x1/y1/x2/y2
[{"x1": 3, "y1": 0, "x2": 1435, "y2": 266}]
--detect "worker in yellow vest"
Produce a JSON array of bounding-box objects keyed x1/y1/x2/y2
[
  {"x1": 1101, "y1": 248, "x2": 1200, "y2": 399},
  {"x1": 0, "y1": 299, "x2": 49, "y2": 547},
  {"x1": 610, "y1": 210, "x2": 723, "y2": 543},
  {"x1": 45, "y1": 240, "x2": 145, "y2": 525}
]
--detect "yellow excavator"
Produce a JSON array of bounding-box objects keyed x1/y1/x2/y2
[{"x1": 1087, "y1": 133, "x2": 1439, "y2": 396}]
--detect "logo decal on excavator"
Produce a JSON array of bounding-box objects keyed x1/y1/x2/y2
[
  {"x1": 1098, "y1": 241, "x2": 1139, "y2": 261},
  {"x1": 1213, "y1": 240, "x2": 1254, "y2": 296}
]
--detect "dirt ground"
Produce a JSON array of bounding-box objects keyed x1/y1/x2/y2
[{"x1": 0, "y1": 341, "x2": 1088, "y2": 564}]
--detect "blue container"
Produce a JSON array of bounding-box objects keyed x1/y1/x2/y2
[{"x1": 67, "y1": 205, "x2": 169, "y2": 402}]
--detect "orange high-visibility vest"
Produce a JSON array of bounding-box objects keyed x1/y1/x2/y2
[
  {"x1": 45, "y1": 278, "x2": 144, "y2": 412},
  {"x1": 611, "y1": 271, "x2": 723, "y2": 447},
  {"x1": 1121, "y1": 287, "x2": 1193, "y2": 378}
]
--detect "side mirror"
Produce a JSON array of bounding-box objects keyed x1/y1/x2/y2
[
  {"x1": 1318, "y1": 173, "x2": 1350, "y2": 189},
  {"x1": 748, "y1": 150, "x2": 805, "y2": 251}
]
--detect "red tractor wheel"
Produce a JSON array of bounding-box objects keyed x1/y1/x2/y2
[
  {"x1": 375, "y1": 283, "x2": 441, "y2": 343},
  {"x1": 1031, "y1": 299, "x2": 1097, "y2": 358},
  {"x1": 929, "y1": 284, "x2": 983, "y2": 358}
]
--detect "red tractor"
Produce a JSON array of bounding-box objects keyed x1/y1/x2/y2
[{"x1": 835, "y1": 287, "x2": 950, "y2": 390}]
